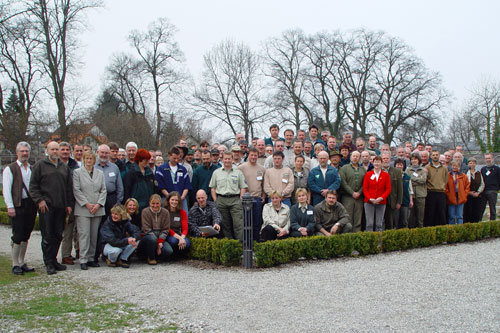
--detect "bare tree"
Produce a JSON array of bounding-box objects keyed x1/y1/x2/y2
[
  {"x1": 29, "y1": 0, "x2": 102, "y2": 141},
  {"x1": 105, "y1": 53, "x2": 149, "y2": 116},
  {"x1": 372, "y1": 36, "x2": 448, "y2": 144},
  {"x1": 263, "y1": 29, "x2": 313, "y2": 132},
  {"x1": 128, "y1": 17, "x2": 186, "y2": 149},
  {"x1": 0, "y1": 12, "x2": 44, "y2": 149},
  {"x1": 193, "y1": 40, "x2": 268, "y2": 142},
  {"x1": 462, "y1": 79, "x2": 500, "y2": 152}
]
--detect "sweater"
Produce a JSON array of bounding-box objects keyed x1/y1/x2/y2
[
  {"x1": 263, "y1": 166, "x2": 294, "y2": 198},
  {"x1": 141, "y1": 207, "x2": 170, "y2": 243}
]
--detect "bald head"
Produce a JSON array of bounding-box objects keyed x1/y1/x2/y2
[
  {"x1": 46, "y1": 141, "x2": 59, "y2": 162},
  {"x1": 196, "y1": 189, "x2": 208, "y2": 208}
]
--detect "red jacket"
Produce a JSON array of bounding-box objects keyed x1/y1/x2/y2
[
  {"x1": 445, "y1": 172, "x2": 470, "y2": 205},
  {"x1": 363, "y1": 170, "x2": 392, "y2": 205}
]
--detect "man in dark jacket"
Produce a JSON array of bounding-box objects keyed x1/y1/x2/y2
[
  {"x1": 29, "y1": 141, "x2": 74, "y2": 275},
  {"x1": 188, "y1": 189, "x2": 222, "y2": 237},
  {"x1": 382, "y1": 152, "x2": 403, "y2": 230},
  {"x1": 314, "y1": 191, "x2": 352, "y2": 236},
  {"x1": 480, "y1": 153, "x2": 500, "y2": 220}
]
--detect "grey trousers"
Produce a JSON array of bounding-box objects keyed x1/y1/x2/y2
[
  {"x1": 76, "y1": 215, "x2": 102, "y2": 263},
  {"x1": 364, "y1": 203, "x2": 386, "y2": 232},
  {"x1": 341, "y1": 195, "x2": 364, "y2": 232}
]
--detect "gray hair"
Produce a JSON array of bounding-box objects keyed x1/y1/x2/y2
[
  {"x1": 16, "y1": 141, "x2": 31, "y2": 152},
  {"x1": 59, "y1": 141, "x2": 71, "y2": 149},
  {"x1": 125, "y1": 142, "x2": 138, "y2": 150}
]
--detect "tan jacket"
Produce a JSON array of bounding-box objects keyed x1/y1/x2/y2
[
  {"x1": 262, "y1": 203, "x2": 290, "y2": 232},
  {"x1": 263, "y1": 166, "x2": 295, "y2": 198}
]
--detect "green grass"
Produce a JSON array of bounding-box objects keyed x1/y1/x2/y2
[
  {"x1": 0, "y1": 255, "x2": 180, "y2": 331},
  {"x1": 0, "y1": 255, "x2": 38, "y2": 286}
]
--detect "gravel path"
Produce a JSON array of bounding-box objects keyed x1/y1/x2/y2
[{"x1": 1, "y1": 225, "x2": 500, "y2": 332}]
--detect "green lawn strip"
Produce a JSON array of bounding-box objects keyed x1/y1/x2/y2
[{"x1": 0, "y1": 256, "x2": 178, "y2": 331}]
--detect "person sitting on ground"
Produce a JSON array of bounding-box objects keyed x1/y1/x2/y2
[
  {"x1": 289, "y1": 188, "x2": 316, "y2": 237},
  {"x1": 165, "y1": 191, "x2": 191, "y2": 254},
  {"x1": 140, "y1": 194, "x2": 173, "y2": 265},
  {"x1": 260, "y1": 191, "x2": 290, "y2": 242},
  {"x1": 314, "y1": 190, "x2": 352, "y2": 236},
  {"x1": 188, "y1": 189, "x2": 222, "y2": 238},
  {"x1": 124, "y1": 198, "x2": 141, "y2": 229},
  {"x1": 100, "y1": 204, "x2": 140, "y2": 268}
]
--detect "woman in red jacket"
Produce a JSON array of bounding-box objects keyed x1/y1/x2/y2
[
  {"x1": 165, "y1": 191, "x2": 191, "y2": 254},
  {"x1": 363, "y1": 156, "x2": 392, "y2": 232},
  {"x1": 445, "y1": 160, "x2": 470, "y2": 225}
]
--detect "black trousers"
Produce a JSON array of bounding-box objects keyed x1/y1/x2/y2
[
  {"x1": 424, "y1": 191, "x2": 446, "y2": 227},
  {"x1": 464, "y1": 196, "x2": 483, "y2": 223},
  {"x1": 480, "y1": 191, "x2": 498, "y2": 221},
  {"x1": 39, "y1": 206, "x2": 66, "y2": 266},
  {"x1": 11, "y1": 198, "x2": 37, "y2": 244},
  {"x1": 259, "y1": 225, "x2": 288, "y2": 242}
]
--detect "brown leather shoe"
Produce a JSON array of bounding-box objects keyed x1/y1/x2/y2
[
  {"x1": 62, "y1": 257, "x2": 74, "y2": 265},
  {"x1": 147, "y1": 258, "x2": 157, "y2": 265}
]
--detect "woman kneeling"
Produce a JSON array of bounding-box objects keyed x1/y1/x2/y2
[
  {"x1": 100, "y1": 205, "x2": 140, "y2": 268},
  {"x1": 140, "y1": 194, "x2": 174, "y2": 265},
  {"x1": 165, "y1": 192, "x2": 191, "y2": 254},
  {"x1": 260, "y1": 191, "x2": 290, "y2": 242}
]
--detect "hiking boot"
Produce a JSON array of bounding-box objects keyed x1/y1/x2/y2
[
  {"x1": 147, "y1": 258, "x2": 157, "y2": 265},
  {"x1": 106, "y1": 258, "x2": 117, "y2": 267}
]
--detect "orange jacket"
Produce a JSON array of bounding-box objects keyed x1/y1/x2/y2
[{"x1": 445, "y1": 172, "x2": 470, "y2": 205}]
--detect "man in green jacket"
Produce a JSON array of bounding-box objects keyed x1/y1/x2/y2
[
  {"x1": 314, "y1": 191, "x2": 352, "y2": 236},
  {"x1": 382, "y1": 153, "x2": 403, "y2": 230},
  {"x1": 339, "y1": 151, "x2": 366, "y2": 232}
]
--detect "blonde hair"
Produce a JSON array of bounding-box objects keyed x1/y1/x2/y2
[
  {"x1": 82, "y1": 151, "x2": 96, "y2": 164},
  {"x1": 295, "y1": 188, "x2": 308, "y2": 199},
  {"x1": 110, "y1": 204, "x2": 130, "y2": 221},
  {"x1": 269, "y1": 190, "x2": 282, "y2": 199},
  {"x1": 124, "y1": 198, "x2": 139, "y2": 214},
  {"x1": 149, "y1": 194, "x2": 162, "y2": 204}
]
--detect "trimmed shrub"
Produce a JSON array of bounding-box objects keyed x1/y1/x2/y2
[
  {"x1": 352, "y1": 231, "x2": 382, "y2": 255},
  {"x1": 187, "y1": 238, "x2": 242, "y2": 266},
  {"x1": 434, "y1": 225, "x2": 448, "y2": 244},
  {"x1": 475, "y1": 222, "x2": 490, "y2": 239},
  {"x1": 490, "y1": 220, "x2": 500, "y2": 237},
  {"x1": 407, "y1": 227, "x2": 436, "y2": 248}
]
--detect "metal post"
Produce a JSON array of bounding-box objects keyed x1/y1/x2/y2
[{"x1": 242, "y1": 192, "x2": 253, "y2": 268}]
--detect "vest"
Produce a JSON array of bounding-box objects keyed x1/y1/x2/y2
[
  {"x1": 8, "y1": 162, "x2": 30, "y2": 208},
  {"x1": 469, "y1": 170, "x2": 482, "y2": 192}
]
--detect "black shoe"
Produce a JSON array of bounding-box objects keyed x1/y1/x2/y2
[
  {"x1": 53, "y1": 262, "x2": 67, "y2": 271},
  {"x1": 20, "y1": 264, "x2": 35, "y2": 273},
  {"x1": 86, "y1": 261, "x2": 100, "y2": 268},
  {"x1": 12, "y1": 265, "x2": 24, "y2": 275},
  {"x1": 80, "y1": 263, "x2": 88, "y2": 270},
  {"x1": 46, "y1": 265, "x2": 57, "y2": 275}
]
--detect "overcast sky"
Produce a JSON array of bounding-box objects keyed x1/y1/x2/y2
[{"x1": 79, "y1": 0, "x2": 500, "y2": 118}]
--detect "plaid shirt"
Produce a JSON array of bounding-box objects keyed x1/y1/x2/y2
[{"x1": 188, "y1": 201, "x2": 223, "y2": 237}]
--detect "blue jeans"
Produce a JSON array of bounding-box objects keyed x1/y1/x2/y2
[
  {"x1": 448, "y1": 204, "x2": 464, "y2": 225},
  {"x1": 166, "y1": 235, "x2": 191, "y2": 253},
  {"x1": 103, "y1": 242, "x2": 139, "y2": 263}
]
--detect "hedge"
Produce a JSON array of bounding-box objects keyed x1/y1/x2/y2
[{"x1": 0, "y1": 210, "x2": 498, "y2": 268}]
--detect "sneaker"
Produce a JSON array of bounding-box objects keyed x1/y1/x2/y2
[
  {"x1": 53, "y1": 262, "x2": 67, "y2": 271},
  {"x1": 117, "y1": 259, "x2": 129, "y2": 268},
  {"x1": 12, "y1": 265, "x2": 24, "y2": 275},
  {"x1": 147, "y1": 258, "x2": 157, "y2": 265},
  {"x1": 106, "y1": 258, "x2": 117, "y2": 267}
]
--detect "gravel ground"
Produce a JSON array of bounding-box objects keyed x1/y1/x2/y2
[{"x1": 1, "y1": 225, "x2": 500, "y2": 332}]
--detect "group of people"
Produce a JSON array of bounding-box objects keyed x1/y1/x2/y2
[{"x1": 3, "y1": 124, "x2": 500, "y2": 275}]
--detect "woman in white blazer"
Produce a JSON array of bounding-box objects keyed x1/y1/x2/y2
[{"x1": 73, "y1": 151, "x2": 107, "y2": 270}]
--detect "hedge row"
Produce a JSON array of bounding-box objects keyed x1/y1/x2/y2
[{"x1": 0, "y1": 210, "x2": 498, "y2": 268}]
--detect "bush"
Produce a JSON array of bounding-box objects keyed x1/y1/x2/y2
[{"x1": 187, "y1": 238, "x2": 242, "y2": 266}]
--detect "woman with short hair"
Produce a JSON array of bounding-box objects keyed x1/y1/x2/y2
[
  {"x1": 445, "y1": 160, "x2": 470, "y2": 225},
  {"x1": 289, "y1": 188, "x2": 315, "y2": 237},
  {"x1": 260, "y1": 191, "x2": 290, "y2": 241},
  {"x1": 123, "y1": 149, "x2": 157, "y2": 213},
  {"x1": 73, "y1": 151, "x2": 107, "y2": 270}
]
